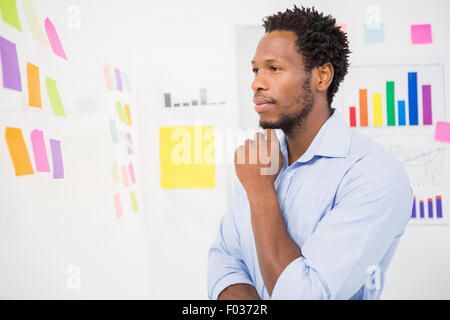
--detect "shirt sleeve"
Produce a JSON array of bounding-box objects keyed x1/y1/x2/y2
[
  {"x1": 207, "y1": 179, "x2": 255, "y2": 300},
  {"x1": 271, "y1": 152, "x2": 413, "y2": 300}
]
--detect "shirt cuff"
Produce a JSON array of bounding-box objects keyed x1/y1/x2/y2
[
  {"x1": 271, "y1": 256, "x2": 330, "y2": 300},
  {"x1": 211, "y1": 274, "x2": 255, "y2": 300}
]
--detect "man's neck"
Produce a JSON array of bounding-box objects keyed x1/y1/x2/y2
[{"x1": 284, "y1": 106, "x2": 332, "y2": 166}]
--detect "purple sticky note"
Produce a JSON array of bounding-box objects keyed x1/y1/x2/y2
[
  {"x1": 30, "y1": 129, "x2": 50, "y2": 172},
  {"x1": 411, "y1": 24, "x2": 432, "y2": 44},
  {"x1": 0, "y1": 36, "x2": 22, "y2": 91},
  {"x1": 49, "y1": 139, "x2": 64, "y2": 179},
  {"x1": 115, "y1": 68, "x2": 123, "y2": 91},
  {"x1": 435, "y1": 121, "x2": 450, "y2": 142},
  {"x1": 126, "y1": 133, "x2": 133, "y2": 154}
]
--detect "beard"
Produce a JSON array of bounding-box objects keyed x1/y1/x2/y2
[{"x1": 260, "y1": 74, "x2": 314, "y2": 134}]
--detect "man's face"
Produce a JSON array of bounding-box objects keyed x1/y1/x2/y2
[{"x1": 251, "y1": 30, "x2": 313, "y2": 132}]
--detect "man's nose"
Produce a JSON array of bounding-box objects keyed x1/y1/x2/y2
[{"x1": 251, "y1": 73, "x2": 268, "y2": 93}]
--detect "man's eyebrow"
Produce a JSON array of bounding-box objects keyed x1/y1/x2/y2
[{"x1": 251, "y1": 59, "x2": 281, "y2": 65}]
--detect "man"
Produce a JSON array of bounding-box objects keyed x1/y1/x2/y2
[{"x1": 208, "y1": 6, "x2": 412, "y2": 300}]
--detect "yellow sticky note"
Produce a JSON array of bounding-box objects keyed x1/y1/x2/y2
[
  {"x1": 130, "y1": 191, "x2": 138, "y2": 213},
  {"x1": 45, "y1": 77, "x2": 66, "y2": 117},
  {"x1": 159, "y1": 126, "x2": 215, "y2": 189},
  {"x1": 124, "y1": 104, "x2": 132, "y2": 125},
  {"x1": 0, "y1": 0, "x2": 22, "y2": 31},
  {"x1": 116, "y1": 101, "x2": 127, "y2": 123}
]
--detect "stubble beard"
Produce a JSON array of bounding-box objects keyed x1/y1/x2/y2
[{"x1": 259, "y1": 74, "x2": 314, "y2": 134}]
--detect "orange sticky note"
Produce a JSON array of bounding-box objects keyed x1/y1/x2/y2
[
  {"x1": 122, "y1": 165, "x2": 130, "y2": 187},
  {"x1": 124, "y1": 104, "x2": 132, "y2": 125},
  {"x1": 5, "y1": 127, "x2": 34, "y2": 176},
  {"x1": 26, "y1": 62, "x2": 42, "y2": 108}
]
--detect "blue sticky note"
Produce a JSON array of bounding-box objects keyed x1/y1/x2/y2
[{"x1": 364, "y1": 22, "x2": 385, "y2": 44}]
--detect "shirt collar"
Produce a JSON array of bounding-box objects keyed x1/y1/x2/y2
[{"x1": 279, "y1": 108, "x2": 352, "y2": 165}]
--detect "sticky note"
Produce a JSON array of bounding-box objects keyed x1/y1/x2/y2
[
  {"x1": 435, "y1": 121, "x2": 450, "y2": 142},
  {"x1": 124, "y1": 104, "x2": 132, "y2": 125},
  {"x1": 45, "y1": 77, "x2": 66, "y2": 116},
  {"x1": 126, "y1": 133, "x2": 133, "y2": 154},
  {"x1": 130, "y1": 191, "x2": 138, "y2": 213},
  {"x1": 336, "y1": 22, "x2": 347, "y2": 34},
  {"x1": 30, "y1": 129, "x2": 50, "y2": 172},
  {"x1": 21, "y1": 0, "x2": 48, "y2": 44},
  {"x1": 26, "y1": 63, "x2": 42, "y2": 108},
  {"x1": 128, "y1": 162, "x2": 136, "y2": 184},
  {"x1": 411, "y1": 24, "x2": 432, "y2": 44},
  {"x1": 115, "y1": 101, "x2": 127, "y2": 123},
  {"x1": 44, "y1": 17, "x2": 67, "y2": 59},
  {"x1": 0, "y1": 0, "x2": 22, "y2": 30},
  {"x1": 111, "y1": 161, "x2": 120, "y2": 186},
  {"x1": 364, "y1": 22, "x2": 385, "y2": 44},
  {"x1": 114, "y1": 194, "x2": 122, "y2": 219},
  {"x1": 5, "y1": 127, "x2": 34, "y2": 176},
  {"x1": 119, "y1": 131, "x2": 134, "y2": 154},
  {"x1": 109, "y1": 119, "x2": 119, "y2": 143},
  {"x1": 49, "y1": 139, "x2": 64, "y2": 179},
  {"x1": 122, "y1": 72, "x2": 131, "y2": 93},
  {"x1": 0, "y1": 36, "x2": 22, "y2": 91},
  {"x1": 115, "y1": 68, "x2": 123, "y2": 91},
  {"x1": 122, "y1": 165, "x2": 129, "y2": 187},
  {"x1": 103, "y1": 65, "x2": 113, "y2": 91},
  {"x1": 159, "y1": 126, "x2": 215, "y2": 189}
]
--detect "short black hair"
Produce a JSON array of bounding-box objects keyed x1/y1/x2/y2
[{"x1": 263, "y1": 5, "x2": 351, "y2": 107}]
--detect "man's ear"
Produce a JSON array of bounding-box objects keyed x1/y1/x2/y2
[{"x1": 316, "y1": 62, "x2": 334, "y2": 92}]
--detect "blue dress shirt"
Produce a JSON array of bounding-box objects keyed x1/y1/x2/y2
[{"x1": 208, "y1": 109, "x2": 413, "y2": 300}]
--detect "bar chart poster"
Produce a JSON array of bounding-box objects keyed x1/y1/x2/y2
[
  {"x1": 376, "y1": 136, "x2": 450, "y2": 225},
  {"x1": 342, "y1": 64, "x2": 446, "y2": 131}
]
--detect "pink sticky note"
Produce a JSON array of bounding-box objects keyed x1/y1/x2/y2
[
  {"x1": 411, "y1": 24, "x2": 432, "y2": 44},
  {"x1": 30, "y1": 129, "x2": 50, "y2": 172},
  {"x1": 44, "y1": 17, "x2": 67, "y2": 59},
  {"x1": 122, "y1": 165, "x2": 130, "y2": 187},
  {"x1": 114, "y1": 194, "x2": 122, "y2": 219},
  {"x1": 128, "y1": 162, "x2": 136, "y2": 184},
  {"x1": 435, "y1": 121, "x2": 450, "y2": 142},
  {"x1": 103, "y1": 65, "x2": 113, "y2": 91}
]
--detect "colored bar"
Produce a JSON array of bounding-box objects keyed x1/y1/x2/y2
[
  {"x1": 30, "y1": 129, "x2": 50, "y2": 172},
  {"x1": 436, "y1": 196, "x2": 443, "y2": 218},
  {"x1": 200, "y1": 88, "x2": 207, "y2": 105},
  {"x1": 398, "y1": 101, "x2": 406, "y2": 126},
  {"x1": 411, "y1": 197, "x2": 416, "y2": 218},
  {"x1": 373, "y1": 93, "x2": 383, "y2": 127},
  {"x1": 26, "y1": 63, "x2": 42, "y2": 108},
  {"x1": 422, "y1": 85, "x2": 432, "y2": 125},
  {"x1": 124, "y1": 104, "x2": 132, "y2": 125},
  {"x1": 130, "y1": 191, "x2": 138, "y2": 213},
  {"x1": 5, "y1": 127, "x2": 34, "y2": 176},
  {"x1": 49, "y1": 139, "x2": 64, "y2": 179},
  {"x1": 386, "y1": 81, "x2": 396, "y2": 126},
  {"x1": 164, "y1": 93, "x2": 171, "y2": 107},
  {"x1": 349, "y1": 106, "x2": 357, "y2": 127},
  {"x1": 359, "y1": 89, "x2": 368, "y2": 127},
  {"x1": 428, "y1": 198, "x2": 433, "y2": 218},
  {"x1": 0, "y1": 36, "x2": 22, "y2": 91},
  {"x1": 408, "y1": 72, "x2": 418, "y2": 125},
  {"x1": 419, "y1": 200, "x2": 424, "y2": 218}
]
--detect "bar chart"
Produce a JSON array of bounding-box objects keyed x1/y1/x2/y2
[
  {"x1": 411, "y1": 195, "x2": 443, "y2": 220},
  {"x1": 343, "y1": 64, "x2": 445, "y2": 128},
  {"x1": 163, "y1": 88, "x2": 226, "y2": 108}
]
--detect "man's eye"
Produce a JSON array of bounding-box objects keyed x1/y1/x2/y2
[
  {"x1": 270, "y1": 66, "x2": 281, "y2": 72},
  {"x1": 252, "y1": 68, "x2": 259, "y2": 74}
]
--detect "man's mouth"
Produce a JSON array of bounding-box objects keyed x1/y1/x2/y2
[{"x1": 254, "y1": 97, "x2": 275, "y2": 113}]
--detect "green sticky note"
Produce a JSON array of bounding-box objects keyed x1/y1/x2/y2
[
  {"x1": 0, "y1": 0, "x2": 22, "y2": 31},
  {"x1": 45, "y1": 77, "x2": 66, "y2": 117},
  {"x1": 116, "y1": 101, "x2": 127, "y2": 123},
  {"x1": 130, "y1": 191, "x2": 138, "y2": 213}
]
